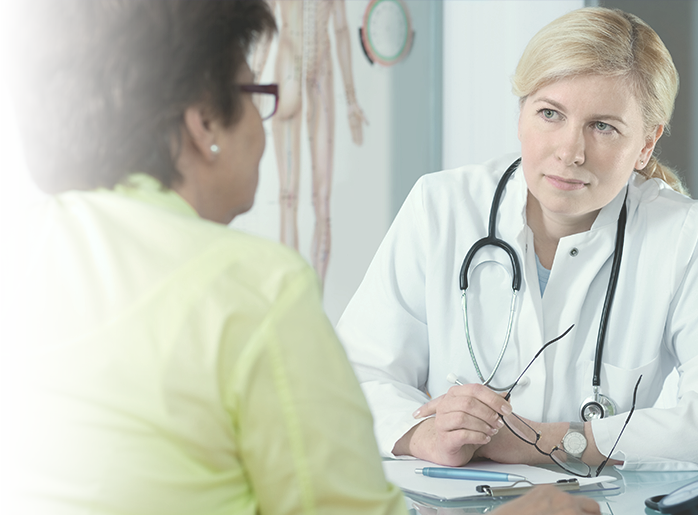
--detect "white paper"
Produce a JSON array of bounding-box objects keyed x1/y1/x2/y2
[{"x1": 382, "y1": 459, "x2": 617, "y2": 501}]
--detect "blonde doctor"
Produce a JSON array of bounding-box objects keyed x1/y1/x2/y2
[{"x1": 337, "y1": 7, "x2": 698, "y2": 471}]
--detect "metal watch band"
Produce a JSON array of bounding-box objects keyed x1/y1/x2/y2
[{"x1": 569, "y1": 422, "x2": 585, "y2": 433}]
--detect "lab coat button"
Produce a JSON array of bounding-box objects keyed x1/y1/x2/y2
[{"x1": 569, "y1": 248, "x2": 579, "y2": 257}]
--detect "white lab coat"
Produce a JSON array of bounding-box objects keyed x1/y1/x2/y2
[{"x1": 337, "y1": 154, "x2": 698, "y2": 471}]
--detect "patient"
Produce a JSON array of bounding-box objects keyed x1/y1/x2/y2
[
  {"x1": 3, "y1": 1, "x2": 597, "y2": 514},
  {"x1": 5, "y1": 1, "x2": 403, "y2": 513}
]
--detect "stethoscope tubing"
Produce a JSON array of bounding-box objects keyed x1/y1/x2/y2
[
  {"x1": 461, "y1": 289, "x2": 518, "y2": 391},
  {"x1": 592, "y1": 191, "x2": 628, "y2": 387},
  {"x1": 459, "y1": 158, "x2": 522, "y2": 292},
  {"x1": 459, "y1": 158, "x2": 521, "y2": 391}
]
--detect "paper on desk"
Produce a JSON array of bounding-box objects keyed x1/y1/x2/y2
[{"x1": 382, "y1": 459, "x2": 616, "y2": 501}]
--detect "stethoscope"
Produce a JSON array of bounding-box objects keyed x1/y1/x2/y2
[{"x1": 458, "y1": 158, "x2": 628, "y2": 421}]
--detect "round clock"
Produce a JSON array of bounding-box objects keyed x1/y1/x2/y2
[{"x1": 360, "y1": 0, "x2": 414, "y2": 66}]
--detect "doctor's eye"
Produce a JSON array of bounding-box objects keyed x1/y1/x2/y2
[
  {"x1": 594, "y1": 121, "x2": 616, "y2": 133},
  {"x1": 538, "y1": 108, "x2": 558, "y2": 120}
]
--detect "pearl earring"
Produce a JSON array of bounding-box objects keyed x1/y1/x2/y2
[{"x1": 210, "y1": 144, "x2": 220, "y2": 156}]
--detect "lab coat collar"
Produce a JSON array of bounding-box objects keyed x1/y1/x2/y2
[
  {"x1": 590, "y1": 182, "x2": 629, "y2": 232},
  {"x1": 504, "y1": 161, "x2": 630, "y2": 235}
]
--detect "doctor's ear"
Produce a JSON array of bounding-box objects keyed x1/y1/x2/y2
[
  {"x1": 183, "y1": 104, "x2": 220, "y2": 162},
  {"x1": 636, "y1": 125, "x2": 664, "y2": 170}
]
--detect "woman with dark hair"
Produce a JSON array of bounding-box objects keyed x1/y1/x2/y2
[{"x1": 4, "y1": 2, "x2": 407, "y2": 513}]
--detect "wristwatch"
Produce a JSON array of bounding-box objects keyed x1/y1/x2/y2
[{"x1": 561, "y1": 422, "x2": 587, "y2": 458}]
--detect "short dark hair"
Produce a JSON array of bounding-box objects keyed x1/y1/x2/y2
[{"x1": 11, "y1": 0, "x2": 276, "y2": 193}]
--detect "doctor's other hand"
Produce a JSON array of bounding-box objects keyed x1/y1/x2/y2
[
  {"x1": 490, "y1": 485, "x2": 601, "y2": 515},
  {"x1": 392, "y1": 384, "x2": 512, "y2": 466},
  {"x1": 473, "y1": 411, "x2": 546, "y2": 465}
]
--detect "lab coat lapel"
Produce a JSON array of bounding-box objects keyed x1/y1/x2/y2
[
  {"x1": 542, "y1": 186, "x2": 627, "y2": 330},
  {"x1": 539, "y1": 187, "x2": 627, "y2": 418}
]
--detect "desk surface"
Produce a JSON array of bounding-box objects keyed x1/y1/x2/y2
[{"x1": 404, "y1": 466, "x2": 698, "y2": 515}]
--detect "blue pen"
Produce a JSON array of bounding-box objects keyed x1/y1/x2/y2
[{"x1": 415, "y1": 467, "x2": 526, "y2": 482}]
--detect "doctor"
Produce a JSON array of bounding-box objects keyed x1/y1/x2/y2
[{"x1": 337, "y1": 7, "x2": 698, "y2": 471}]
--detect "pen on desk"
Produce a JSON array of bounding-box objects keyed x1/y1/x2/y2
[{"x1": 415, "y1": 467, "x2": 526, "y2": 482}]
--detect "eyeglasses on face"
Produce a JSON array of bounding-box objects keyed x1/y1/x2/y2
[
  {"x1": 238, "y1": 84, "x2": 279, "y2": 120},
  {"x1": 499, "y1": 324, "x2": 642, "y2": 478}
]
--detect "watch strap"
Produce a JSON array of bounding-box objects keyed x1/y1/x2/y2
[{"x1": 569, "y1": 421, "x2": 585, "y2": 433}]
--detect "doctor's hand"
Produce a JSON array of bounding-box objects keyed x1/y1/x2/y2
[
  {"x1": 490, "y1": 485, "x2": 601, "y2": 515},
  {"x1": 392, "y1": 384, "x2": 512, "y2": 466}
]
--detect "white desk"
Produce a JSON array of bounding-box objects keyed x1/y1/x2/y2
[{"x1": 403, "y1": 466, "x2": 698, "y2": 514}]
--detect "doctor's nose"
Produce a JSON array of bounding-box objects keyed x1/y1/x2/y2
[{"x1": 556, "y1": 127, "x2": 585, "y2": 166}]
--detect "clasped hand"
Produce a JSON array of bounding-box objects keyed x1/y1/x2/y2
[{"x1": 399, "y1": 383, "x2": 514, "y2": 466}]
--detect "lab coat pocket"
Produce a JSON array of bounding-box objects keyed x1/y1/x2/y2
[{"x1": 581, "y1": 355, "x2": 664, "y2": 415}]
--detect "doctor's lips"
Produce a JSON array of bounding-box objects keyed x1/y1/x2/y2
[{"x1": 545, "y1": 175, "x2": 587, "y2": 191}]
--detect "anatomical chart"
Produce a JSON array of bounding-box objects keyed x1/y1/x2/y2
[{"x1": 252, "y1": 0, "x2": 367, "y2": 285}]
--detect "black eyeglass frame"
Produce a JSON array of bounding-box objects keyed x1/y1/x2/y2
[
  {"x1": 238, "y1": 84, "x2": 279, "y2": 120},
  {"x1": 499, "y1": 324, "x2": 642, "y2": 478}
]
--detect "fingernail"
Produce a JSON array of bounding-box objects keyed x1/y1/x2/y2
[
  {"x1": 484, "y1": 435, "x2": 491, "y2": 443},
  {"x1": 496, "y1": 419, "x2": 504, "y2": 428},
  {"x1": 502, "y1": 404, "x2": 512, "y2": 415},
  {"x1": 491, "y1": 428, "x2": 498, "y2": 435},
  {"x1": 412, "y1": 409, "x2": 421, "y2": 418}
]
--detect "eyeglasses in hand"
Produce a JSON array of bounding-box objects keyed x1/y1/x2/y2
[{"x1": 499, "y1": 324, "x2": 642, "y2": 478}]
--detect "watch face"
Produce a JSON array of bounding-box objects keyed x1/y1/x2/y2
[{"x1": 563, "y1": 432, "x2": 587, "y2": 455}]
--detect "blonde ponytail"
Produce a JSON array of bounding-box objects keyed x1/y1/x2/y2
[{"x1": 638, "y1": 156, "x2": 689, "y2": 196}]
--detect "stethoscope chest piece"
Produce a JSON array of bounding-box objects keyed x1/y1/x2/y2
[{"x1": 580, "y1": 387, "x2": 618, "y2": 421}]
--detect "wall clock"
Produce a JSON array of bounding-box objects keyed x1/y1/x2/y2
[{"x1": 359, "y1": 0, "x2": 414, "y2": 66}]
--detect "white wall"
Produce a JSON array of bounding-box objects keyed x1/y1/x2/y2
[{"x1": 442, "y1": 0, "x2": 584, "y2": 170}]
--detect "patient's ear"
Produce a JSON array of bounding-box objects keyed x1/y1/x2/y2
[{"x1": 183, "y1": 104, "x2": 218, "y2": 162}]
